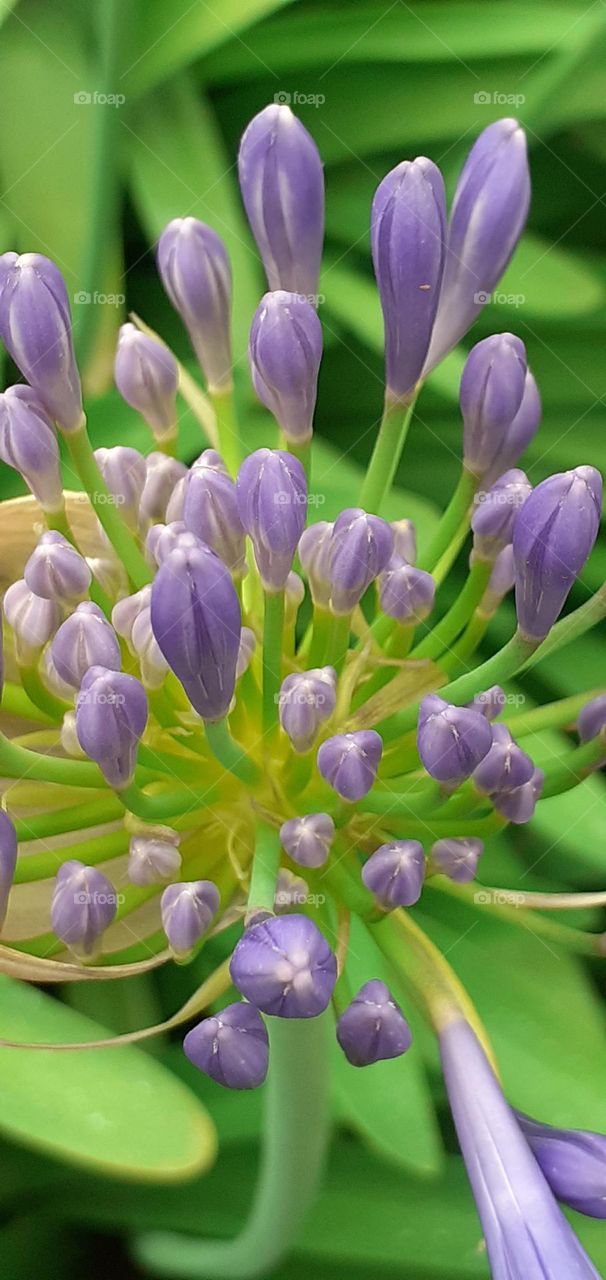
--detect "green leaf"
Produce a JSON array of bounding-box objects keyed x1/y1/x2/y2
[
  {"x1": 497, "y1": 233, "x2": 605, "y2": 317},
  {"x1": 0, "y1": 975, "x2": 216, "y2": 1181}
]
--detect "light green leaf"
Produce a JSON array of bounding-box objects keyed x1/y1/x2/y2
[{"x1": 497, "y1": 233, "x2": 604, "y2": 317}]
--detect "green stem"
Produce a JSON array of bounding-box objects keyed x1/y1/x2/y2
[
  {"x1": 441, "y1": 608, "x2": 489, "y2": 674},
  {"x1": 306, "y1": 606, "x2": 333, "y2": 666},
  {"x1": 412, "y1": 558, "x2": 493, "y2": 660},
  {"x1": 429, "y1": 879, "x2": 602, "y2": 957},
  {"x1": 65, "y1": 425, "x2": 151, "y2": 590},
  {"x1": 14, "y1": 798, "x2": 124, "y2": 842},
  {"x1": 505, "y1": 689, "x2": 605, "y2": 737},
  {"x1": 247, "y1": 819, "x2": 281, "y2": 915},
  {"x1": 210, "y1": 389, "x2": 240, "y2": 478},
  {"x1": 18, "y1": 666, "x2": 69, "y2": 722},
  {"x1": 119, "y1": 781, "x2": 220, "y2": 821},
  {"x1": 0, "y1": 734, "x2": 105, "y2": 787},
  {"x1": 540, "y1": 738, "x2": 604, "y2": 798},
  {"x1": 324, "y1": 613, "x2": 352, "y2": 675},
  {"x1": 521, "y1": 582, "x2": 606, "y2": 672},
  {"x1": 417, "y1": 468, "x2": 478, "y2": 573},
  {"x1": 15, "y1": 831, "x2": 128, "y2": 884},
  {"x1": 359, "y1": 395, "x2": 417, "y2": 515},
  {"x1": 1, "y1": 682, "x2": 53, "y2": 725},
  {"x1": 262, "y1": 590, "x2": 285, "y2": 737},
  {"x1": 205, "y1": 717, "x2": 260, "y2": 787}
]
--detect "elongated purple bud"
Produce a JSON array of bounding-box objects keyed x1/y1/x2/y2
[
  {"x1": 492, "y1": 766, "x2": 544, "y2": 824},
  {"x1": 51, "y1": 602, "x2": 120, "y2": 690},
  {"x1": 150, "y1": 541, "x2": 241, "y2": 720},
  {"x1": 391, "y1": 518, "x2": 417, "y2": 564},
  {"x1": 371, "y1": 157, "x2": 446, "y2": 402},
  {"x1": 140, "y1": 453, "x2": 187, "y2": 524},
  {"x1": 468, "y1": 685, "x2": 507, "y2": 720},
  {"x1": 424, "y1": 119, "x2": 531, "y2": 372},
  {"x1": 578, "y1": 694, "x2": 606, "y2": 744},
  {"x1": 362, "y1": 840, "x2": 425, "y2": 908},
  {"x1": 51, "y1": 860, "x2": 117, "y2": 957},
  {"x1": 94, "y1": 446, "x2": 147, "y2": 535},
  {"x1": 4, "y1": 579, "x2": 62, "y2": 660},
  {"x1": 112, "y1": 586, "x2": 151, "y2": 648},
  {"x1": 298, "y1": 520, "x2": 333, "y2": 608},
  {"x1": 482, "y1": 370, "x2": 541, "y2": 489},
  {"x1": 24, "y1": 531, "x2": 91, "y2": 603},
  {"x1": 336, "y1": 980, "x2": 412, "y2": 1067},
  {"x1": 481, "y1": 544, "x2": 515, "y2": 614},
  {"x1": 317, "y1": 730, "x2": 383, "y2": 801},
  {"x1": 278, "y1": 666, "x2": 336, "y2": 752},
  {"x1": 0, "y1": 386, "x2": 63, "y2": 511},
  {"x1": 161, "y1": 880, "x2": 220, "y2": 958},
  {"x1": 238, "y1": 105, "x2": 324, "y2": 299},
  {"x1": 379, "y1": 558, "x2": 435, "y2": 623},
  {"x1": 230, "y1": 914, "x2": 336, "y2": 1018},
  {"x1": 184, "y1": 1002, "x2": 269, "y2": 1090},
  {"x1": 157, "y1": 218, "x2": 232, "y2": 392},
  {"x1": 280, "y1": 812, "x2": 335, "y2": 868},
  {"x1": 182, "y1": 449, "x2": 246, "y2": 576},
  {"x1": 249, "y1": 291, "x2": 322, "y2": 443},
  {"x1": 327, "y1": 508, "x2": 394, "y2": 615},
  {"x1": 471, "y1": 469, "x2": 532, "y2": 559},
  {"x1": 76, "y1": 665, "x2": 147, "y2": 788},
  {"x1": 128, "y1": 832, "x2": 181, "y2": 886},
  {"x1": 113, "y1": 589, "x2": 168, "y2": 687},
  {"x1": 0, "y1": 252, "x2": 83, "y2": 431},
  {"x1": 431, "y1": 837, "x2": 484, "y2": 882},
  {"x1": 461, "y1": 334, "x2": 527, "y2": 477},
  {"x1": 513, "y1": 466, "x2": 602, "y2": 642},
  {"x1": 0, "y1": 811, "x2": 17, "y2": 929},
  {"x1": 114, "y1": 323, "x2": 178, "y2": 440},
  {"x1": 236, "y1": 448, "x2": 307, "y2": 592},
  {"x1": 417, "y1": 694, "x2": 492, "y2": 784},
  {"x1": 473, "y1": 723, "x2": 534, "y2": 794},
  {"x1": 517, "y1": 1112, "x2": 606, "y2": 1219}
]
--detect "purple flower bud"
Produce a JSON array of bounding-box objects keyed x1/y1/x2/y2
[
  {"x1": 482, "y1": 370, "x2": 541, "y2": 489},
  {"x1": 285, "y1": 570, "x2": 305, "y2": 622},
  {"x1": 131, "y1": 606, "x2": 170, "y2": 689},
  {"x1": 249, "y1": 291, "x2": 323, "y2": 443},
  {"x1": 417, "y1": 695, "x2": 492, "y2": 784},
  {"x1": 492, "y1": 766, "x2": 544, "y2": 824},
  {"x1": 0, "y1": 810, "x2": 17, "y2": 928},
  {"x1": 230, "y1": 913, "x2": 336, "y2": 1018},
  {"x1": 578, "y1": 694, "x2": 606, "y2": 743},
  {"x1": 60, "y1": 709, "x2": 84, "y2": 757},
  {"x1": 184, "y1": 1002, "x2": 269, "y2": 1090},
  {"x1": 94, "y1": 446, "x2": 147, "y2": 535},
  {"x1": 473, "y1": 723, "x2": 535, "y2": 794},
  {"x1": 51, "y1": 601, "x2": 120, "y2": 690},
  {"x1": 481, "y1": 544, "x2": 515, "y2": 613},
  {"x1": 165, "y1": 474, "x2": 186, "y2": 523},
  {"x1": 161, "y1": 880, "x2": 220, "y2": 957},
  {"x1": 238, "y1": 105, "x2": 324, "y2": 299},
  {"x1": 461, "y1": 335, "x2": 528, "y2": 477},
  {"x1": 336, "y1": 980, "x2": 412, "y2": 1067},
  {"x1": 327, "y1": 508, "x2": 394, "y2": 615},
  {"x1": 274, "y1": 868, "x2": 310, "y2": 913},
  {"x1": 236, "y1": 448, "x2": 307, "y2": 592},
  {"x1": 424, "y1": 119, "x2": 530, "y2": 372},
  {"x1": 140, "y1": 453, "x2": 187, "y2": 524},
  {"x1": 280, "y1": 812, "x2": 335, "y2": 868},
  {"x1": 3, "y1": 579, "x2": 62, "y2": 659},
  {"x1": 298, "y1": 520, "x2": 333, "y2": 608},
  {"x1": 468, "y1": 685, "x2": 507, "y2": 720},
  {"x1": 0, "y1": 252, "x2": 83, "y2": 431},
  {"x1": 24, "y1": 531, "x2": 91, "y2": 603},
  {"x1": 236, "y1": 626, "x2": 256, "y2": 679},
  {"x1": 517, "y1": 1112, "x2": 606, "y2": 1219},
  {"x1": 379, "y1": 558, "x2": 435, "y2": 623},
  {"x1": 150, "y1": 541, "x2": 241, "y2": 720},
  {"x1": 431, "y1": 837, "x2": 484, "y2": 883},
  {"x1": 128, "y1": 832, "x2": 182, "y2": 886},
  {"x1": 317, "y1": 730, "x2": 383, "y2": 801},
  {"x1": 76, "y1": 665, "x2": 148, "y2": 788},
  {"x1": 513, "y1": 467, "x2": 602, "y2": 642},
  {"x1": 0, "y1": 385, "x2": 63, "y2": 511},
  {"x1": 361, "y1": 840, "x2": 425, "y2": 908},
  {"x1": 391, "y1": 518, "x2": 417, "y2": 564},
  {"x1": 182, "y1": 449, "x2": 246, "y2": 575},
  {"x1": 114, "y1": 323, "x2": 179, "y2": 440},
  {"x1": 51, "y1": 860, "x2": 117, "y2": 956},
  {"x1": 112, "y1": 586, "x2": 151, "y2": 649},
  {"x1": 371, "y1": 157, "x2": 446, "y2": 401},
  {"x1": 145, "y1": 520, "x2": 193, "y2": 567},
  {"x1": 278, "y1": 666, "x2": 336, "y2": 752},
  {"x1": 471, "y1": 469, "x2": 532, "y2": 559},
  {"x1": 157, "y1": 218, "x2": 232, "y2": 392}
]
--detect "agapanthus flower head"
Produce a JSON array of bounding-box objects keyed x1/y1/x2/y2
[
  {"x1": 4, "y1": 579, "x2": 62, "y2": 661},
  {"x1": 0, "y1": 251, "x2": 83, "y2": 431},
  {"x1": 114, "y1": 323, "x2": 178, "y2": 440},
  {"x1": 238, "y1": 104, "x2": 324, "y2": 299},
  {"x1": 378, "y1": 558, "x2": 435, "y2": 623},
  {"x1": 249, "y1": 290, "x2": 323, "y2": 443},
  {"x1": 471, "y1": 469, "x2": 532, "y2": 559},
  {"x1": 230, "y1": 913, "x2": 337, "y2": 1018},
  {"x1": 24, "y1": 530, "x2": 91, "y2": 603},
  {"x1": 492, "y1": 766, "x2": 544, "y2": 824},
  {"x1": 327, "y1": 508, "x2": 394, "y2": 615},
  {"x1": 0, "y1": 810, "x2": 17, "y2": 928},
  {"x1": 336, "y1": 980, "x2": 412, "y2": 1067},
  {"x1": 430, "y1": 837, "x2": 484, "y2": 882},
  {"x1": 140, "y1": 453, "x2": 187, "y2": 525},
  {"x1": 473, "y1": 723, "x2": 535, "y2": 794},
  {"x1": 184, "y1": 1002, "x2": 269, "y2": 1090},
  {"x1": 160, "y1": 880, "x2": 220, "y2": 959},
  {"x1": 236, "y1": 448, "x2": 307, "y2": 592},
  {"x1": 94, "y1": 445, "x2": 147, "y2": 535},
  {"x1": 317, "y1": 730, "x2": 383, "y2": 801},
  {"x1": 51, "y1": 601, "x2": 121, "y2": 690},
  {"x1": 362, "y1": 840, "x2": 425, "y2": 908},
  {"x1": 517, "y1": 1112, "x2": 606, "y2": 1219},
  {"x1": 0, "y1": 385, "x2": 63, "y2": 511},
  {"x1": 460, "y1": 334, "x2": 528, "y2": 478},
  {"x1": 279, "y1": 812, "x2": 335, "y2": 868},
  {"x1": 297, "y1": 520, "x2": 333, "y2": 608},
  {"x1": 417, "y1": 695, "x2": 492, "y2": 784},
  {"x1": 278, "y1": 666, "x2": 337, "y2": 752},
  {"x1": 157, "y1": 217, "x2": 232, "y2": 392},
  {"x1": 182, "y1": 448, "x2": 246, "y2": 576},
  {"x1": 50, "y1": 860, "x2": 118, "y2": 958},
  {"x1": 75, "y1": 665, "x2": 148, "y2": 789}
]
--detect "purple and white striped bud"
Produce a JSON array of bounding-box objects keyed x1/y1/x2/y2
[
  {"x1": 76, "y1": 666, "x2": 148, "y2": 789},
  {"x1": 391, "y1": 518, "x2": 417, "y2": 564},
  {"x1": 42, "y1": 646, "x2": 75, "y2": 703},
  {"x1": 473, "y1": 723, "x2": 534, "y2": 794},
  {"x1": 236, "y1": 448, "x2": 307, "y2": 592},
  {"x1": 3, "y1": 579, "x2": 62, "y2": 661},
  {"x1": 481, "y1": 544, "x2": 515, "y2": 614},
  {"x1": 379, "y1": 558, "x2": 435, "y2": 623},
  {"x1": 161, "y1": 880, "x2": 220, "y2": 958},
  {"x1": 482, "y1": 370, "x2": 541, "y2": 489},
  {"x1": 362, "y1": 840, "x2": 425, "y2": 908},
  {"x1": 182, "y1": 449, "x2": 246, "y2": 575},
  {"x1": 578, "y1": 694, "x2": 606, "y2": 744},
  {"x1": 278, "y1": 666, "x2": 336, "y2": 752},
  {"x1": 157, "y1": 218, "x2": 232, "y2": 392},
  {"x1": 230, "y1": 914, "x2": 337, "y2": 1018},
  {"x1": 94, "y1": 446, "x2": 147, "y2": 535},
  {"x1": 0, "y1": 252, "x2": 83, "y2": 431},
  {"x1": 128, "y1": 831, "x2": 182, "y2": 886},
  {"x1": 280, "y1": 812, "x2": 335, "y2": 869},
  {"x1": 317, "y1": 730, "x2": 383, "y2": 801},
  {"x1": 517, "y1": 1112, "x2": 606, "y2": 1219},
  {"x1": 24, "y1": 531, "x2": 91, "y2": 603},
  {"x1": 471, "y1": 469, "x2": 532, "y2": 559},
  {"x1": 165, "y1": 474, "x2": 186, "y2": 523},
  {"x1": 285, "y1": 570, "x2": 305, "y2": 623},
  {"x1": 51, "y1": 601, "x2": 120, "y2": 690},
  {"x1": 274, "y1": 868, "x2": 310, "y2": 913},
  {"x1": 431, "y1": 837, "x2": 484, "y2": 883},
  {"x1": 468, "y1": 685, "x2": 507, "y2": 721},
  {"x1": 112, "y1": 586, "x2": 151, "y2": 650},
  {"x1": 145, "y1": 521, "x2": 192, "y2": 567},
  {"x1": 298, "y1": 520, "x2": 333, "y2": 608},
  {"x1": 417, "y1": 695, "x2": 492, "y2": 784},
  {"x1": 238, "y1": 105, "x2": 324, "y2": 299},
  {"x1": 236, "y1": 626, "x2": 256, "y2": 679},
  {"x1": 140, "y1": 454, "x2": 187, "y2": 524},
  {"x1": 249, "y1": 291, "x2": 322, "y2": 443},
  {"x1": 327, "y1": 508, "x2": 394, "y2": 615},
  {"x1": 51, "y1": 860, "x2": 117, "y2": 957},
  {"x1": 461, "y1": 335, "x2": 528, "y2": 478},
  {"x1": 113, "y1": 587, "x2": 168, "y2": 686},
  {"x1": 0, "y1": 810, "x2": 17, "y2": 928},
  {"x1": 184, "y1": 1002, "x2": 269, "y2": 1090},
  {"x1": 151, "y1": 541, "x2": 241, "y2": 720},
  {"x1": 371, "y1": 157, "x2": 446, "y2": 402},
  {"x1": 424, "y1": 119, "x2": 531, "y2": 372},
  {"x1": 492, "y1": 766, "x2": 544, "y2": 824},
  {"x1": 513, "y1": 467, "x2": 602, "y2": 642},
  {"x1": 114, "y1": 324, "x2": 178, "y2": 440},
  {"x1": 336, "y1": 980, "x2": 413, "y2": 1067},
  {"x1": 0, "y1": 386, "x2": 63, "y2": 511}
]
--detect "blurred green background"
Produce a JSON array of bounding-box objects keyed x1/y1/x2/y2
[{"x1": 1, "y1": 2, "x2": 606, "y2": 1277}]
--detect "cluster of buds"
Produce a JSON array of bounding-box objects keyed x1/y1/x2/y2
[{"x1": 0, "y1": 103, "x2": 605, "y2": 1277}]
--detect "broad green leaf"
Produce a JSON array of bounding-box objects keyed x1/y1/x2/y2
[
  {"x1": 498, "y1": 233, "x2": 604, "y2": 317},
  {"x1": 0, "y1": 975, "x2": 216, "y2": 1180}
]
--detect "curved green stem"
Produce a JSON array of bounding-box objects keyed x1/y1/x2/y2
[
  {"x1": 521, "y1": 582, "x2": 606, "y2": 672},
  {"x1": 247, "y1": 819, "x2": 281, "y2": 916},
  {"x1": 417, "y1": 468, "x2": 478, "y2": 573},
  {"x1": 412, "y1": 558, "x2": 493, "y2": 660},
  {"x1": 15, "y1": 831, "x2": 128, "y2": 884},
  {"x1": 0, "y1": 734, "x2": 105, "y2": 787},
  {"x1": 505, "y1": 689, "x2": 605, "y2": 737},
  {"x1": 540, "y1": 738, "x2": 604, "y2": 798},
  {"x1": 14, "y1": 798, "x2": 124, "y2": 842},
  {"x1": 1, "y1": 682, "x2": 54, "y2": 725},
  {"x1": 210, "y1": 389, "x2": 240, "y2": 478},
  {"x1": 205, "y1": 717, "x2": 260, "y2": 787},
  {"x1": 119, "y1": 781, "x2": 220, "y2": 821},
  {"x1": 18, "y1": 666, "x2": 69, "y2": 722},
  {"x1": 65, "y1": 426, "x2": 151, "y2": 590},
  {"x1": 359, "y1": 395, "x2": 417, "y2": 515}
]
